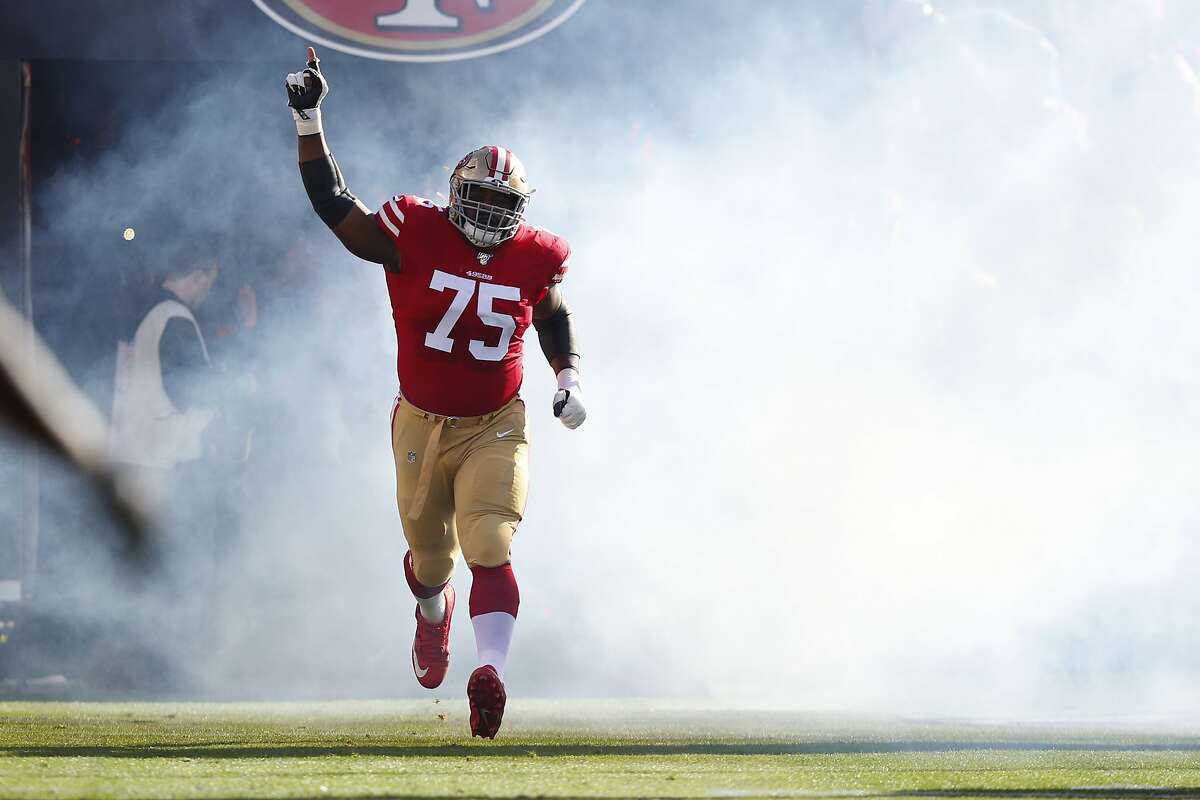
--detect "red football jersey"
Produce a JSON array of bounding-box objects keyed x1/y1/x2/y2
[{"x1": 375, "y1": 195, "x2": 569, "y2": 417}]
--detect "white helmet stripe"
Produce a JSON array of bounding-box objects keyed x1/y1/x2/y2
[{"x1": 494, "y1": 146, "x2": 508, "y2": 178}]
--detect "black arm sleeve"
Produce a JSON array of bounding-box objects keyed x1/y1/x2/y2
[
  {"x1": 159, "y1": 318, "x2": 210, "y2": 412},
  {"x1": 533, "y1": 299, "x2": 578, "y2": 364},
  {"x1": 299, "y1": 153, "x2": 360, "y2": 229}
]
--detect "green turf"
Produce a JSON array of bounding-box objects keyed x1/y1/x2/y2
[{"x1": 2, "y1": 701, "x2": 1200, "y2": 799}]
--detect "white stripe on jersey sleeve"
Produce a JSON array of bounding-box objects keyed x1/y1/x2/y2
[
  {"x1": 378, "y1": 207, "x2": 400, "y2": 237},
  {"x1": 387, "y1": 197, "x2": 406, "y2": 224},
  {"x1": 378, "y1": 197, "x2": 404, "y2": 237}
]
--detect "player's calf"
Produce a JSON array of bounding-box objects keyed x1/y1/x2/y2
[
  {"x1": 463, "y1": 562, "x2": 518, "y2": 737},
  {"x1": 469, "y1": 563, "x2": 519, "y2": 676},
  {"x1": 405, "y1": 551, "x2": 455, "y2": 690}
]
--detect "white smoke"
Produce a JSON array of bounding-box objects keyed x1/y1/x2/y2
[
  {"x1": 502, "y1": 0, "x2": 1200, "y2": 714},
  {"x1": 8, "y1": 1, "x2": 1200, "y2": 716}
]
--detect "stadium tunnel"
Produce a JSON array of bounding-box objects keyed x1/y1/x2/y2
[{"x1": 0, "y1": 3, "x2": 284, "y2": 689}]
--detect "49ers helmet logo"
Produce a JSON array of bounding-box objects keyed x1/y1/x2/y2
[{"x1": 252, "y1": 0, "x2": 587, "y2": 63}]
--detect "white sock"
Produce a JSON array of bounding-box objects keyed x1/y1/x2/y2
[
  {"x1": 471, "y1": 611, "x2": 515, "y2": 678},
  {"x1": 416, "y1": 591, "x2": 446, "y2": 624}
]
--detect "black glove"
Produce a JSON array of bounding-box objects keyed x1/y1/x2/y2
[{"x1": 285, "y1": 47, "x2": 328, "y2": 135}]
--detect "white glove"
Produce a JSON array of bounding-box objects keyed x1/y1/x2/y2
[{"x1": 553, "y1": 368, "x2": 586, "y2": 430}]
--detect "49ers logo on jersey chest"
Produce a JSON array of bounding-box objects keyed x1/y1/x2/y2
[{"x1": 252, "y1": 0, "x2": 586, "y2": 63}]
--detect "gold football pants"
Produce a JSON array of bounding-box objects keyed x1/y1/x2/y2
[{"x1": 390, "y1": 394, "x2": 530, "y2": 589}]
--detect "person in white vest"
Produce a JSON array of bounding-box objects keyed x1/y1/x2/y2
[
  {"x1": 107, "y1": 257, "x2": 223, "y2": 688},
  {"x1": 110, "y1": 259, "x2": 219, "y2": 477}
]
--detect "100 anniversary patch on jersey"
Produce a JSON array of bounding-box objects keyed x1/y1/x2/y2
[{"x1": 252, "y1": 0, "x2": 586, "y2": 62}]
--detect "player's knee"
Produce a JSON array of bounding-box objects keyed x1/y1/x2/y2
[
  {"x1": 460, "y1": 514, "x2": 518, "y2": 568},
  {"x1": 411, "y1": 551, "x2": 455, "y2": 588}
]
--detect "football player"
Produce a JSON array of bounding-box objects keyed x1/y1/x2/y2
[{"x1": 285, "y1": 48, "x2": 585, "y2": 739}]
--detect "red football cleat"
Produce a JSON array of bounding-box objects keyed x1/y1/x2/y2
[
  {"x1": 411, "y1": 584, "x2": 455, "y2": 689},
  {"x1": 467, "y1": 664, "x2": 507, "y2": 739}
]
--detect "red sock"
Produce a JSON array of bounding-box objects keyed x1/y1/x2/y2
[{"x1": 469, "y1": 563, "x2": 520, "y2": 618}]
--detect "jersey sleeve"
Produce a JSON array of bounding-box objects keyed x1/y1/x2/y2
[
  {"x1": 374, "y1": 194, "x2": 415, "y2": 249},
  {"x1": 533, "y1": 231, "x2": 571, "y2": 305},
  {"x1": 550, "y1": 243, "x2": 570, "y2": 286}
]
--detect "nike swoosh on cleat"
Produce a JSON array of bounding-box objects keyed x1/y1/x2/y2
[
  {"x1": 495, "y1": 429, "x2": 514, "y2": 438},
  {"x1": 412, "y1": 647, "x2": 429, "y2": 678}
]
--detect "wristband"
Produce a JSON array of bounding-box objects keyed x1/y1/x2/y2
[
  {"x1": 556, "y1": 368, "x2": 580, "y2": 392},
  {"x1": 292, "y1": 107, "x2": 322, "y2": 137}
]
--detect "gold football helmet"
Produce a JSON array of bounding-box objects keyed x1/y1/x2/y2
[{"x1": 448, "y1": 146, "x2": 532, "y2": 248}]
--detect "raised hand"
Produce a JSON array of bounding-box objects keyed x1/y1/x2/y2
[{"x1": 285, "y1": 46, "x2": 329, "y2": 135}]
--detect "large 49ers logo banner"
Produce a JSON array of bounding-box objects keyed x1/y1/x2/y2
[{"x1": 252, "y1": 0, "x2": 586, "y2": 62}]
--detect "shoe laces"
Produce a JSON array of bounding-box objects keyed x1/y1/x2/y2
[{"x1": 414, "y1": 610, "x2": 449, "y2": 658}]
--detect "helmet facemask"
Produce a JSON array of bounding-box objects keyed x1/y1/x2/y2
[{"x1": 448, "y1": 176, "x2": 529, "y2": 248}]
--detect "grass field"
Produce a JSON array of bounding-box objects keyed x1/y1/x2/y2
[{"x1": 2, "y1": 700, "x2": 1200, "y2": 799}]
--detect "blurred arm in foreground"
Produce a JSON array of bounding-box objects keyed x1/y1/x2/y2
[{"x1": 0, "y1": 291, "x2": 150, "y2": 548}]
